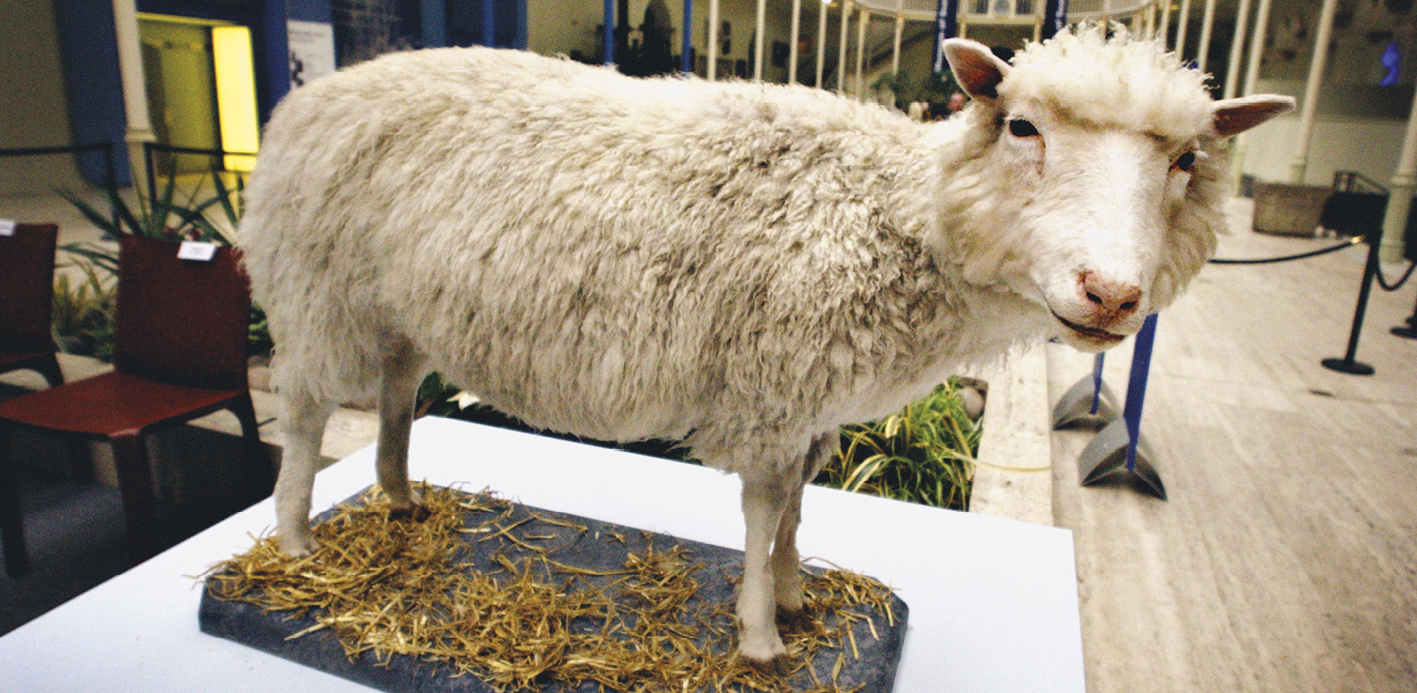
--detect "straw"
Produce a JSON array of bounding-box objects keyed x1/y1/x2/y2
[{"x1": 206, "y1": 483, "x2": 892, "y2": 692}]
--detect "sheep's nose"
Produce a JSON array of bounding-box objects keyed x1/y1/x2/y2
[{"x1": 1078, "y1": 270, "x2": 1142, "y2": 324}]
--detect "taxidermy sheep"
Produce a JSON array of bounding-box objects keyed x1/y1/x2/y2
[{"x1": 239, "y1": 25, "x2": 1293, "y2": 668}]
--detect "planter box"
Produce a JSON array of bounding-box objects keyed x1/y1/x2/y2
[{"x1": 1252, "y1": 181, "x2": 1332, "y2": 237}]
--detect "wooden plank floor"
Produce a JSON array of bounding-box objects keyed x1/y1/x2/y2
[{"x1": 1048, "y1": 199, "x2": 1417, "y2": 693}]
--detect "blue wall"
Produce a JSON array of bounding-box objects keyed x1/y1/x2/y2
[
  {"x1": 287, "y1": 0, "x2": 331, "y2": 22},
  {"x1": 446, "y1": 0, "x2": 526, "y2": 50},
  {"x1": 52, "y1": 0, "x2": 130, "y2": 185}
]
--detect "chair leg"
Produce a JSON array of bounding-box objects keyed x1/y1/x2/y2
[
  {"x1": 230, "y1": 394, "x2": 274, "y2": 499},
  {"x1": 0, "y1": 426, "x2": 30, "y2": 577},
  {"x1": 109, "y1": 432, "x2": 159, "y2": 565},
  {"x1": 37, "y1": 353, "x2": 65, "y2": 388},
  {"x1": 65, "y1": 439, "x2": 94, "y2": 484}
]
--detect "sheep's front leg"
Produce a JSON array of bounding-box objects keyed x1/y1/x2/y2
[
  {"x1": 274, "y1": 392, "x2": 335, "y2": 555},
  {"x1": 771, "y1": 431, "x2": 836, "y2": 626},
  {"x1": 376, "y1": 340, "x2": 427, "y2": 514},
  {"x1": 738, "y1": 466, "x2": 794, "y2": 669},
  {"x1": 770, "y1": 482, "x2": 808, "y2": 626}
]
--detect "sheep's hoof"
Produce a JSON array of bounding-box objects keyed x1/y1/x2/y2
[
  {"x1": 389, "y1": 502, "x2": 431, "y2": 523},
  {"x1": 776, "y1": 605, "x2": 815, "y2": 631},
  {"x1": 743, "y1": 652, "x2": 794, "y2": 677},
  {"x1": 278, "y1": 531, "x2": 319, "y2": 557}
]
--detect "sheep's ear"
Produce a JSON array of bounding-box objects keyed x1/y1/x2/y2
[
  {"x1": 943, "y1": 38, "x2": 1009, "y2": 105},
  {"x1": 1212, "y1": 94, "x2": 1296, "y2": 137}
]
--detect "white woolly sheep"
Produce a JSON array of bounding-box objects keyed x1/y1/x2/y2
[{"x1": 239, "y1": 25, "x2": 1293, "y2": 669}]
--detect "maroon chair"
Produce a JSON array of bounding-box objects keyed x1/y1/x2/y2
[
  {"x1": 0, "y1": 223, "x2": 64, "y2": 388},
  {"x1": 0, "y1": 235, "x2": 273, "y2": 576}
]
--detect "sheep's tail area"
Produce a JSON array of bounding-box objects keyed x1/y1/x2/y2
[
  {"x1": 238, "y1": 107, "x2": 392, "y2": 406},
  {"x1": 240, "y1": 225, "x2": 388, "y2": 406}
]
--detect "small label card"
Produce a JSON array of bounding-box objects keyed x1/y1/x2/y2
[
  {"x1": 177, "y1": 240, "x2": 219, "y2": 262},
  {"x1": 0, "y1": 219, "x2": 15, "y2": 237}
]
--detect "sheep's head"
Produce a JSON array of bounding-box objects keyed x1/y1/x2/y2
[{"x1": 942, "y1": 25, "x2": 1293, "y2": 351}]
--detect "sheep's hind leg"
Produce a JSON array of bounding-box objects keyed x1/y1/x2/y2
[
  {"x1": 772, "y1": 431, "x2": 837, "y2": 628},
  {"x1": 274, "y1": 392, "x2": 335, "y2": 555},
  {"x1": 737, "y1": 464, "x2": 795, "y2": 672},
  {"x1": 376, "y1": 338, "x2": 429, "y2": 516}
]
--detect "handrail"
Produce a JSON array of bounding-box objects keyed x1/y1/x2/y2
[
  {"x1": 849, "y1": 0, "x2": 1161, "y2": 22},
  {"x1": 0, "y1": 143, "x2": 115, "y2": 159},
  {"x1": 0, "y1": 142, "x2": 119, "y2": 191},
  {"x1": 1331, "y1": 170, "x2": 1388, "y2": 196},
  {"x1": 0, "y1": 142, "x2": 120, "y2": 227}
]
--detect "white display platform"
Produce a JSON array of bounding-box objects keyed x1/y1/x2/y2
[{"x1": 0, "y1": 416, "x2": 1085, "y2": 692}]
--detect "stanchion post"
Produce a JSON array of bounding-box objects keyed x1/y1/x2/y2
[
  {"x1": 1075, "y1": 315, "x2": 1167, "y2": 500},
  {"x1": 1089, "y1": 352, "x2": 1105, "y2": 415},
  {"x1": 1391, "y1": 290, "x2": 1417, "y2": 339},
  {"x1": 1321, "y1": 229, "x2": 1381, "y2": 375},
  {"x1": 1122, "y1": 314, "x2": 1158, "y2": 474}
]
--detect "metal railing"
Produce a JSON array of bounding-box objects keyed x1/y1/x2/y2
[{"x1": 141, "y1": 143, "x2": 257, "y2": 211}]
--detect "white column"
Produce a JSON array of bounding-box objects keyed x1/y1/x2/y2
[
  {"x1": 1289, "y1": 0, "x2": 1339, "y2": 184},
  {"x1": 816, "y1": 0, "x2": 828, "y2": 88},
  {"x1": 708, "y1": 0, "x2": 719, "y2": 80},
  {"x1": 855, "y1": 7, "x2": 868, "y2": 98},
  {"x1": 1176, "y1": 0, "x2": 1192, "y2": 59},
  {"x1": 789, "y1": 0, "x2": 802, "y2": 84},
  {"x1": 1196, "y1": 0, "x2": 1216, "y2": 73},
  {"x1": 1231, "y1": 0, "x2": 1273, "y2": 191},
  {"x1": 892, "y1": 1, "x2": 904, "y2": 76},
  {"x1": 754, "y1": 0, "x2": 766, "y2": 81},
  {"x1": 1222, "y1": 0, "x2": 1251, "y2": 99},
  {"x1": 1241, "y1": 0, "x2": 1272, "y2": 96},
  {"x1": 837, "y1": 1, "x2": 851, "y2": 94},
  {"x1": 1379, "y1": 79, "x2": 1417, "y2": 261},
  {"x1": 112, "y1": 0, "x2": 154, "y2": 192},
  {"x1": 1159, "y1": 0, "x2": 1171, "y2": 47}
]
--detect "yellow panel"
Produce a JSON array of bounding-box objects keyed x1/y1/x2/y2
[{"x1": 212, "y1": 25, "x2": 259, "y2": 172}]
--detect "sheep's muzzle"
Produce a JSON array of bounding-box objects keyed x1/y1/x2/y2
[{"x1": 1051, "y1": 310, "x2": 1127, "y2": 348}]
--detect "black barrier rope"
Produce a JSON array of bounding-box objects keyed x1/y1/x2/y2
[
  {"x1": 1207, "y1": 236, "x2": 1363, "y2": 265},
  {"x1": 1208, "y1": 234, "x2": 1416, "y2": 290},
  {"x1": 1374, "y1": 256, "x2": 1417, "y2": 291},
  {"x1": 1319, "y1": 233, "x2": 1417, "y2": 375},
  {"x1": 1202, "y1": 225, "x2": 1416, "y2": 374}
]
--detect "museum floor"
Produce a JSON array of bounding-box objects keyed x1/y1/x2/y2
[{"x1": 1, "y1": 192, "x2": 1414, "y2": 691}]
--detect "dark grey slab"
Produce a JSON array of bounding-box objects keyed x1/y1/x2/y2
[{"x1": 199, "y1": 486, "x2": 907, "y2": 692}]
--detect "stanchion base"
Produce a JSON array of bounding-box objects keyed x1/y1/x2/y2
[
  {"x1": 1078, "y1": 419, "x2": 1167, "y2": 500},
  {"x1": 1320, "y1": 357, "x2": 1375, "y2": 375},
  {"x1": 1391, "y1": 326, "x2": 1417, "y2": 339},
  {"x1": 1052, "y1": 374, "x2": 1119, "y2": 430}
]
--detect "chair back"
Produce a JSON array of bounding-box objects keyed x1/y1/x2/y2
[
  {"x1": 113, "y1": 235, "x2": 251, "y2": 390},
  {"x1": 0, "y1": 223, "x2": 59, "y2": 354}
]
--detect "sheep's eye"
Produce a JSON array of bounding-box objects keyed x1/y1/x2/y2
[
  {"x1": 1007, "y1": 118, "x2": 1040, "y2": 138},
  {"x1": 1173, "y1": 151, "x2": 1196, "y2": 172}
]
